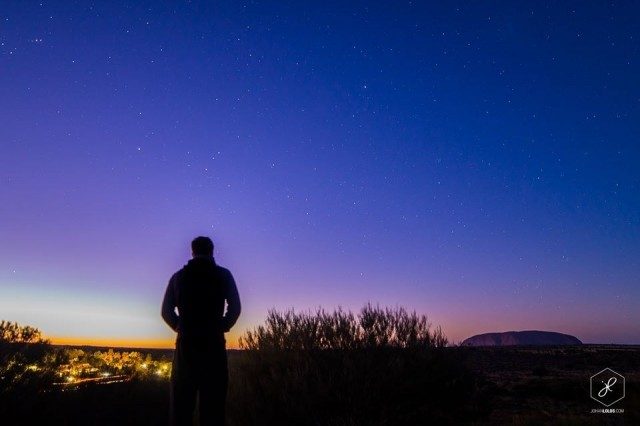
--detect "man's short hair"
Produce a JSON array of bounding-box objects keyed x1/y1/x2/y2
[{"x1": 191, "y1": 236, "x2": 214, "y2": 256}]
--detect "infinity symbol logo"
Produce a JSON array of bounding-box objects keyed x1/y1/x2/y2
[{"x1": 598, "y1": 377, "x2": 617, "y2": 398}]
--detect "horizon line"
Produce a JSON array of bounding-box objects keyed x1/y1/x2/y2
[
  {"x1": 49, "y1": 336, "x2": 241, "y2": 350},
  {"x1": 47, "y1": 336, "x2": 640, "y2": 350}
]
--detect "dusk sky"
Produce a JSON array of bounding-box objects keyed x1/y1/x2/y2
[{"x1": 1, "y1": 1, "x2": 639, "y2": 347}]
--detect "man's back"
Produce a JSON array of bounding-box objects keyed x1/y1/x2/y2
[
  {"x1": 162, "y1": 257, "x2": 241, "y2": 342},
  {"x1": 174, "y1": 258, "x2": 233, "y2": 339}
]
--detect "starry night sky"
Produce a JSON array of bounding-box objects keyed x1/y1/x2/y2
[{"x1": 1, "y1": 1, "x2": 639, "y2": 347}]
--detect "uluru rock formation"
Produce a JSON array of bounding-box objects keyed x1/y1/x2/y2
[{"x1": 461, "y1": 330, "x2": 582, "y2": 346}]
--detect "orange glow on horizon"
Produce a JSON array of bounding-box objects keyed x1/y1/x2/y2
[{"x1": 50, "y1": 334, "x2": 241, "y2": 350}]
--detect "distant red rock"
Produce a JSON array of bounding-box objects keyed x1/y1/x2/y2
[{"x1": 461, "y1": 330, "x2": 582, "y2": 346}]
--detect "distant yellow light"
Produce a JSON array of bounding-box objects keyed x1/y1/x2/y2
[
  {"x1": 66, "y1": 376, "x2": 75, "y2": 383},
  {"x1": 101, "y1": 372, "x2": 111, "y2": 377},
  {"x1": 141, "y1": 363, "x2": 147, "y2": 369}
]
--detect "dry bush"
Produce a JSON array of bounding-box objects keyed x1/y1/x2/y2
[
  {"x1": 0, "y1": 320, "x2": 56, "y2": 394},
  {"x1": 239, "y1": 304, "x2": 448, "y2": 350},
  {"x1": 229, "y1": 305, "x2": 487, "y2": 425}
]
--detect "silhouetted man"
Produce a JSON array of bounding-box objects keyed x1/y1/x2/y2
[{"x1": 162, "y1": 236, "x2": 241, "y2": 426}]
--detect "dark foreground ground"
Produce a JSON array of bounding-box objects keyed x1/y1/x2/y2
[
  {"x1": 1, "y1": 345, "x2": 637, "y2": 425},
  {"x1": 463, "y1": 345, "x2": 639, "y2": 424}
]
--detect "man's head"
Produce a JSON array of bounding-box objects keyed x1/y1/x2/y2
[{"x1": 191, "y1": 236, "x2": 214, "y2": 257}]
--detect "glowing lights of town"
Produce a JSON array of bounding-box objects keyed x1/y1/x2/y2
[{"x1": 27, "y1": 349, "x2": 175, "y2": 387}]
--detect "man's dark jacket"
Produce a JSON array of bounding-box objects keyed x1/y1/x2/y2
[{"x1": 161, "y1": 256, "x2": 241, "y2": 341}]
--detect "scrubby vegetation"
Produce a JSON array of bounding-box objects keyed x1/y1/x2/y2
[
  {"x1": 230, "y1": 305, "x2": 486, "y2": 425},
  {"x1": 239, "y1": 304, "x2": 448, "y2": 350},
  {"x1": 0, "y1": 320, "x2": 58, "y2": 394}
]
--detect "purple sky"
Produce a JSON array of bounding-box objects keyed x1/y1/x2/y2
[{"x1": 1, "y1": 1, "x2": 639, "y2": 346}]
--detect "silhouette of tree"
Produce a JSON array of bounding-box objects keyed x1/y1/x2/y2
[{"x1": 0, "y1": 320, "x2": 55, "y2": 394}]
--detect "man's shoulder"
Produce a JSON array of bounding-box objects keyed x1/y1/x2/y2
[
  {"x1": 215, "y1": 265, "x2": 233, "y2": 278},
  {"x1": 170, "y1": 267, "x2": 187, "y2": 282},
  {"x1": 171, "y1": 262, "x2": 232, "y2": 283}
]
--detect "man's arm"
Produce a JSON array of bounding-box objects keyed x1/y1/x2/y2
[
  {"x1": 222, "y1": 271, "x2": 241, "y2": 332},
  {"x1": 161, "y1": 275, "x2": 179, "y2": 332}
]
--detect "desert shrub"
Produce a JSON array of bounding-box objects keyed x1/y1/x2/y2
[
  {"x1": 239, "y1": 304, "x2": 447, "y2": 351},
  {"x1": 230, "y1": 306, "x2": 487, "y2": 425},
  {"x1": 0, "y1": 321, "x2": 58, "y2": 395},
  {"x1": 0, "y1": 321, "x2": 48, "y2": 344}
]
